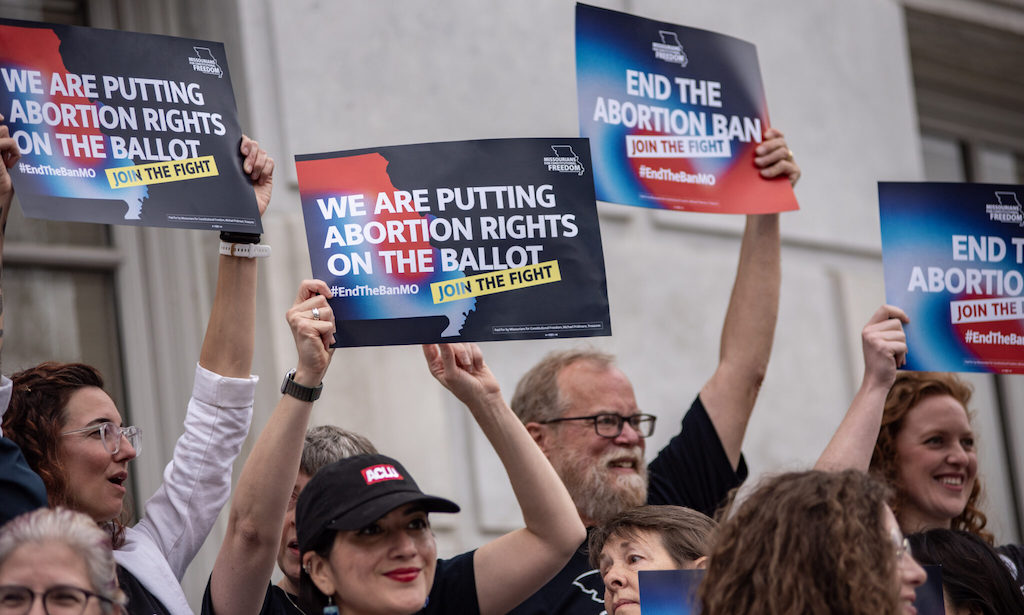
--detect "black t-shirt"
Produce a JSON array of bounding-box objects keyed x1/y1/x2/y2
[
  {"x1": 200, "y1": 579, "x2": 302, "y2": 615},
  {"x1": 507, "y1": 396, "x2": 747, "y2": 615},
  {"x1": 118, "y1": 565, "x2": 171, "y2": 615},
  {"x1": 997, "y1": 543, "x2": 1024, "y2": 594},
  {"x1": 423, "y1": 550, "x2": 479, "y2": 615},
  {"x1": 199, "y1": 551, "x2": 478, "y2": 615}
]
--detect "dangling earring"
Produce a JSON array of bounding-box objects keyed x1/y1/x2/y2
[{"x1": 323, "y1": 595, "x2": 338, "y2": 615}]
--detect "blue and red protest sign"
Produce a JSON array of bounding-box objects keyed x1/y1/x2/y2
[
  {"x1": 575, "y1": 4, "x2": 797, "y2": 214},
  {"x1": 0, "y1": 19, "x2": 260, "y2": 232},
  {"x1": 296, "y1": 138, "x2": 611, "y2": 347},
  {"x1": 880, "y1": 182, "x2": 1024, "y2": 374}
]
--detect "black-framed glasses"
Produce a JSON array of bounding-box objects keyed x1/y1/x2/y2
[
  {"x1": 61, "y1": 422, "x2": 141, "y2": 456},
  {"x1": 540, "y1": 413, "x2": 657, "y2": 438},
  {"x1": 0, "y1": 584, "x2": 114, "y2": 615}
]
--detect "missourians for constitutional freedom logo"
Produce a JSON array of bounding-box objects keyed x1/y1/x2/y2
[
  {"x1": 652, "y1": 30, "x2": 688, "y2": 67},
  {"x1": 544, "y1": 145, "x2": 586, "y2": 176},
  {"x1": 188, "y1": 47, "x2": 223, "y2": 78},
  {"x1": 986, "y1": 191, "x2": 1024, "y2": 226}
]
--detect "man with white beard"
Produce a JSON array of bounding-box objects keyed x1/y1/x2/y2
[{"x1": 506, "y1": 130, "x2": 800, "y2": 615}]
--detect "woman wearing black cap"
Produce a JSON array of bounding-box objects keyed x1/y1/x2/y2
[{"x1": 296, "y1": 343, "x2": 586, "y2": 615}]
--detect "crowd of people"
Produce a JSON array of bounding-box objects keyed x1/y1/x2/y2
[{"x1": 0, "y1": 103, "x2": 1021, "y2": 615}]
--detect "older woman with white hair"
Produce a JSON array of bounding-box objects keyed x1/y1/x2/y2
[{"x1": 0, "y1": 507, "x2": 126, "y2": 615}]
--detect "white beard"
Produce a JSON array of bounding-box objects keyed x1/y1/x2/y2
[{"x1": 549, "y1": 445, "x2": 648, "y2": 525}]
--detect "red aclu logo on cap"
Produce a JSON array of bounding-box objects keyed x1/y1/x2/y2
[{"x1": 362, "y1": 464, "x2": 404, "y2": 485}]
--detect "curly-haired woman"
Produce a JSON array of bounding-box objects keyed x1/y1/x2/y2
[{"x1": 699, "y1": 470, "x2": 925, "y2": 615}]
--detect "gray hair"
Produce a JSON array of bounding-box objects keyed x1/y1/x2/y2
[
  {"x1": 299, "y1": 425, "x2": 378, "y2": 477},
  {"x1": 0, "y1": 507, "x2": 126, "y2": 614},
  {"x1": 510, "y1": 348, "x2": 616, "y2": 424}
]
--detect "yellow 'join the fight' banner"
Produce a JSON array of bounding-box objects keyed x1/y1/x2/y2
[
  {"x1": 106, "y1": 156, "x2": 218, "y2": 189},
  {"x1": 431, "y1": 260, "x2": 561, "y2": 304}
]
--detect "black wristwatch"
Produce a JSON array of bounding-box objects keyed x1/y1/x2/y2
[{"x1": 280, "y1": 369, "x2": 323, "y2": 402}]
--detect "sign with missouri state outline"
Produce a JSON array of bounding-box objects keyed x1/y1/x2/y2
[
  {"x1": 576, "y1": 3, "x2": 797, "y2": 214},
  {"x1": 295, "y1": 138, "x2": 611, "y2": 347},
  {"x1": 880, "y1": 182, "x2": 1024, "y2": 374},
  {"x1": 0, "y1": 18, "x2": 260, "y2": 232}
]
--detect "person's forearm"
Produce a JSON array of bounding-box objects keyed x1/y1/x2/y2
[
  {"x1": 719, "y1": 213, "x2": 780, "y2": 386},
  {"x1": 701, "y1": 213, "x2": 780, "y2": 467},
  {"x1": 211, "y1": 394, "x2": 313, "y2": 615},
  {"x1": 468, "y1": 395, "x2": 584, "y2": 615},
  {"x1": 473, "y1": 397, "x2": 581, "y2": 541},
  {"x1": 199, "y1": 253, "x2": 257, "y2": 377},
  {"x1": 815, "y1": 378, "x2": 888, "y2": 471}
]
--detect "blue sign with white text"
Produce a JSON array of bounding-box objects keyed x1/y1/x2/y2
[
  {"x1": 880, "y1": 181, "x2": 1024, "y2": 373},
  {"x1": 575, "y1": 3, "x2": 797, "y2": 214}
]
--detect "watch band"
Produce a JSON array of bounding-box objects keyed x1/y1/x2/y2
[
  {"x1": 220, "y1": 241, "x2": 272, "y2": 258},
  {"x1": 219, "y1": 231, "x2": 261, "y2": 244},
  {"x1": 280, "y1": 369, "x2": 323, "y2": 402}
]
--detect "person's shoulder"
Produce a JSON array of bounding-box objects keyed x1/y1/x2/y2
[
  {"x1": 264, "y1": 584, "x2": 303, "y2": 615},
  {"x1": 427, "y1": 552, "x2": 480, "y2": 614}
]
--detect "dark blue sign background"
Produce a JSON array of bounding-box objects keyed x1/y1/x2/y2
[
  {"x1": 576, "y1": 3, "x2": 797, "y2": 214},
  {"x1": 880, "y1": 182, "x2": 1024, "y2": 373},
  {"x1": 0, "y1": 18, "x2": 259, "y2": 232}
]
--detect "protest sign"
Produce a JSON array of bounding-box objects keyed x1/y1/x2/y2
[
  {"x1": 296, "y1": 138, "x2": 611, "y2": 347},
  {"x1": 575, "y1": 3, "x2": 797, "y2": 214},
  {"x1": 637, "y1": 567, "x2": 942, "y2": 614},
  {"x1": 914, "y1": 566, "x2": 945, "y2": 615},
  {"x1": 639, "y1": 569, "x2": 703, "y2": 614},
  {"x1": 0, "y1": 18, "x2": 260, "y2": 232},
  {"x1": 880, "y1": 182, "x2": 1024, "y2": 373}
]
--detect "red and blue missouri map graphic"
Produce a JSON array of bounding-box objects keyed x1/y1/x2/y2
[
  {"x1": 297, "y1": 153, "x2": 477, "y2": 344},
  {"x1": 297, "y1": 138, "x2": 612, "y2": 348},
  {"x1": 0, "y1": 18, "x2": 259, "y2": 232},
  {"x1": 0, "y1": 23, "x2": 148, "y2": 220}
]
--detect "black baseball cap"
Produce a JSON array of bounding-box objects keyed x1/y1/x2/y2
[{"x1": 296, "y1": 453, "x2": 460, "y2": 553}]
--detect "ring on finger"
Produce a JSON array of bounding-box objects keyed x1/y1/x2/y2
[
  {"x1": 312, "y1": 307, "x2": 321, "y2": 321},
  {"x1": 785, "y1": 148, "x2": 795, "y2": 161}
]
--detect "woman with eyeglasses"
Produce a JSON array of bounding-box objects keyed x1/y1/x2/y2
[
  {"x1": 0, "y1": 507, "x2": 126, "y2": 615},
  {"x1": 0, "y1": 125, "x2": 275, "y2": 615},
  {"x1": 699, "y1": 470, "x2": 926, "y2": 615}
]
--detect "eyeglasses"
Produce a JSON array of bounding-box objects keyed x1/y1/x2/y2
[
  {"x1": 894, "y1": 536, "x2": 911, "y2": 560},
  {"x1": 889, "y1": 525, "x2": 912, "y2": 562},
  {"x1": 61, "y1": 422, "x2": 141, "y2": 456},
  {"x1": 0, "y1": 585, "x2": 114, "y2": 615},
  {"x1": 540, "y1": 413, "x2": 656, "y2": 438}
]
